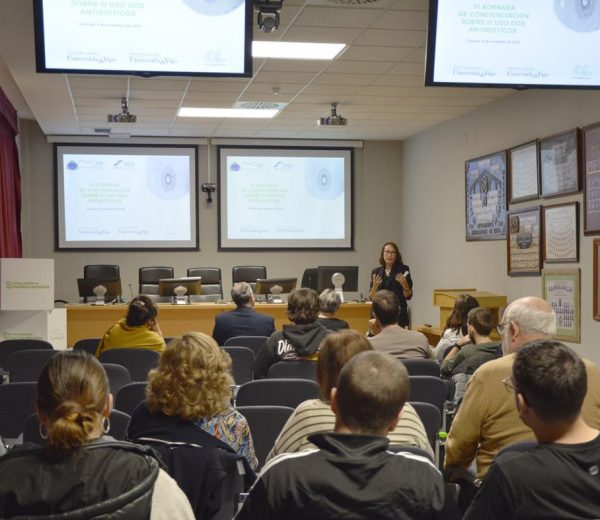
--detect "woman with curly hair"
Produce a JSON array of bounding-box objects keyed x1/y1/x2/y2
[{"x1": 128, "y1": 332, "x2": 257, "y2": 470}]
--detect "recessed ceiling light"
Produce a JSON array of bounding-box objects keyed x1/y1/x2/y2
[
  {"x1": 178, "y1": 107, "x2": 279, "y2": 118},
  {"x1": 252, "y1": 41, "x2": 345, "y2": 60}
]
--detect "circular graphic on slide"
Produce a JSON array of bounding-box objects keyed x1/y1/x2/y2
[
  {"x1": 304, "y1": 159, "x2": 344, "y2": 200},
  {"x1": 182, "y1": 0, "x2": 244, "y2": 16},
  {"x1": 555, "y1": 0, "x2": 600, "y2": 32},
  {"x1": 147, "y1": 161, "x2": 190, "y2": 200}
]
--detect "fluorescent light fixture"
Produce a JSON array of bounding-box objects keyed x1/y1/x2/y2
[
  {"x1": 252, "y1": 41, "x2": 345, "y2": 60},
  {"x1": 178, "y1": 107, "x2": 279, "y2": 118}
]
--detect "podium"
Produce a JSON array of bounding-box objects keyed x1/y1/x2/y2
[{"x1": 415, "y1": 288, "x2": 507, "y2": 345}]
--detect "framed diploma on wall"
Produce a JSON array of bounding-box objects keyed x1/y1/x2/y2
[
  {"x1": 542, "y1": 268, "x2": 580, "y2": 343},
  {"x1": 583, "y1": 122, "x2": 600, "y2": 235},
  {"x1": 507, "y1": 206, "x2": 542, "y2": 276},
  {"x1": 542, "y1": 202, "x2": 579, "y2": 263},
  {"x1": 539, "y1": 128, "x2": 581, "y2": 198},
  {"x1": 594, "y1": 239, "x2": 600, "y2": 321},
  {"x1": 465, "y1": 150, "x2": 507, "y2": 241},
  {"x1": 508, "y1": 140, "x2": 539, "y2": 203}
]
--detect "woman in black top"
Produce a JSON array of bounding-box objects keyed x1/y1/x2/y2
[{"x1": 369, "y1": 241, "x2": 413, "y2": 327}]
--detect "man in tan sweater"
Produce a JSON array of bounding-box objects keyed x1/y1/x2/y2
[{"x1": 445, "y1": 296, "x2": 600, "y2": 479}]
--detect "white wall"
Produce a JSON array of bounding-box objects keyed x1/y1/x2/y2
[{"x1": 402, "y1": 89, "x2": 600, "y2": 364}]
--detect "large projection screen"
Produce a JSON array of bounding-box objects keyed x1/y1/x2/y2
[
  {"x1": 219, "y1": 147, "x2": 353, "y2": 250},
  {"x1": 55, "y1": 144, "x2": 198, "y2": 250}
]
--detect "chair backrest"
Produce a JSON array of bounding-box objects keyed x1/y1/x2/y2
[
  {"x1": 236, "y1": 405, "x2": 294, "y2": 470},
  {"x1": 223, "y1": 336, "x2": 269, "y2": 357},
  {"x1": 222, "y1": 346, "x2": 254, "y2": 385},
  {"x1": 231, "y1": 266, "x2": 267, "y2": 292},
  {"x1": 236, "y1": 379, "x2": 319, "y2": 408},
  {"x1": 98, "y1": 348, "x2": 159, "y2": 382},
  {"x1": 73, "y1": 338, "x2": 102, "y2": 356},
  {"x1": 187, "y1": 267, "x2": 223, "y2": 297},
  {"x1": 114, "y1": 382, "x2": 148, "y2": 416},
  {"x1": 301, "y1": 268, "x2": 318, "y2": 290},
  {"x1": 5, "y1": 349, "x2": 58, "y2": 382},
  {"x1": 0, "y1": 382, "x2": 38, "y2": 441},
  {"x1": 401, "y1": 359, "x2": 442, "y2": 377},
  {"x1": 84, "y1": 264, "x2": 120, "y2": 279},
  {"x1": 139, "y1": 266, "x2": 174, "y2": 295},
  {"x1": 102, "y1": 363, "x2": 132, "y2": 394},
  {"x1": 267, "y1": 360, "x2": 317, "y2": 381},
  {"x1": 409, "y1": 401, "x2": 442, "y2": 452},
  {"x1": 0, "y1": 339, "x2": 53, "y2": 369},
  {"x1": 409, "y1": 376, "x2": 446, "y2": 415}
]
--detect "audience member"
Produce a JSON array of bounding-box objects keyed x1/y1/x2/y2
[
  {"x1": 315, "y1": 289, "x2": 349, "y2": 331},
  {"x1": 266, "y1": 329, "x2": 432, "y2": 462},
  {"x1": 96, "y1": 295, "x2": 165, "y2": 357},
  {"x1": 212, "y1": 282, "x2": 275, "y2": 345},
  {"x1": 441, "y1": 306, "x2": 501, "y2": 377},
  {"x1": 433, "y1": 294, "x2": 479, "y2": 361},
  {"x1": 236, "y1": 351, "x2": 444, "y2": 519},
  {"x1": 368, "y1": 290, "x2": 431, "y2": 359},
  {"x1": 128, "y1": 332, "x2": 258, "y2": 470},
  {"x1": 254, "y1": 288, "x2": 330, "y2": 379},
  {"x1": 445, "y1": 296, "x2": 600, "y2": 478},
  {"x1": 465, "y1": 341, "x2": 600, "y2": 519},
  {"x1": 0, "y1": 350, "x2": 194, "y2": 519}
]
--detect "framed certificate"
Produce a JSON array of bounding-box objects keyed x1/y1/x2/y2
[
  {"x1": 542, "y1": 202, "x2": 579, "y2": 263},
  {"x1": 594, "y1": 239, "x2": 600, "y2": 321},
  {"x1": 507, "y1": 206, "x2": 541, "y2": 276},
  {"x1": 465, "y1": 150, "x2": 507, "y2": 241},
  {"x1": 539, "y1": 128, "x2": 581, "y2": 198},
  {"x1": 542, "y1": 269, "x2": 580, "y2": 343},
  {"x1": 508, "y1": 140, "x2": 539, "y2": 203},
  {"x1": 583, "y1": 122, "x2": 600, "y2": 235}
]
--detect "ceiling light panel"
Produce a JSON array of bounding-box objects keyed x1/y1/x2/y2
[{"x1": 252, "y1": 41, "x2": 345, "y2": 60}]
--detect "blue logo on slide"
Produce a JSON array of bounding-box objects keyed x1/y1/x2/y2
[
  {"x1": 230, "y1": 162, "x2": 241, "y2": 172},
  {"x1": 67, "y1": 161, "x2": 78, "y2": 170}
]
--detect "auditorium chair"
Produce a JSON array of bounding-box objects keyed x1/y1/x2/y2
[
  {"x1": 98, "y1": 348, "x2": 159, "y2": 382},
  {"x1": 101, "y1": 363, "x2": 132, "y2": 394},
  {"x1": 139, "y1": 266, "x2": 174, "y2": 295},
  {"x1": 235, "y1": 379, "x2": 319, "y2": 408},
  {"x1": 267, "y1": 360, "x2": 317, "y2": 381},
  {"x1": 231, "y1": 266, "x2": 267, "y2": 292},
  {"x1": 0, "y1": 382, "x2": 37, "y2": 445},
  {"x1": 114, "y1": 382, "x2": 147, "y2": 416},
  {"x1": 187, "y1": 267, "x2": 223, "y2": 302},
  {"x1": 222, "y1": 346, "x2": 254, "y2": 386},
  {"x1": 72, "y1": 338, "x2": 101, "y2": 356},
  {"x1": 84, "y1": 264, "x2": 120, "y2": 279},
  {"x1": 223, "y1": 336, "x2": 269, "y2": 356},
  {"x1": 0, "y1": 339, "x2": 53, "y2": 371},
  {"x1": 300, "y1": 268, "x2": 318, "y2": 290},
  {"x1": 5, "y1": 349, "x2": 58, "y2": 382}
]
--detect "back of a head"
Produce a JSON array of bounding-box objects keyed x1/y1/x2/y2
[
  {"x1": 231, "y1": 282, "x2": 253, "y2": 307},
  {"x1": 287, "y1": 288, "x2": 320, "y2": 324},
  {"x1": 319, "y1": 288, "x2": 341, "y2": 315},
  {"x1": 336, "y1": 351, "x2": 409, "y2": 435},
  {"x1": 513, "y1": 340, "x2": 586, "y2": 423},
  {"x1": 126, "y1": 295, "x2": 157, "y2": 327},
  {"x1": 371, "y1": 290, "x2": 399, "y2": 327},
  {"x1": 446, "y1": 294, "x2": 480, "y2": 333},
  {"x1": 505, "y1": 296, "x2": 557, "y2": 338},
  {"x1": 467, "y1": 306, "x2": 495, "y2": 337},
  {"x1": 37, "y1": 350, "x2": 109, "y2": 453},
  {"x1": 316, "y1": 330, "x2": 372, "y2": 401}
]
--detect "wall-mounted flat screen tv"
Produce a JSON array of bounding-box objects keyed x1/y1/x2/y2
[
  {"x1": 425, "y1": 0, "x2": 600, "y2": 89},
  {"x1": 55, "y1": 144, "x2": 198, "y2": 250},
  {"x1": 34, "y1": 0, "x2": 252, "y2": 77}
]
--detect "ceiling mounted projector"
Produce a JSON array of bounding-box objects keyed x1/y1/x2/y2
[
  {"x1": 254, "y1": 0, "x2": 283, "y2": 33},
  {"x1": 317, "y1": 103, "x2": 347, "y2": 126},
  {"x1": 107, "y1": 97, "x2": 137, "y2": 123}
]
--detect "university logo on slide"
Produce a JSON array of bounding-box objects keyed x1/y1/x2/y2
[{"x1": 67, "y1": 161, "x2": 78, "y2": 170}]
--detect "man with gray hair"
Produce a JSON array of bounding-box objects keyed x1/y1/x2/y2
[
  {"x1": 212, "y1": 282, "x2": 275, "y2": 346},
  {"x1": 445, "y1": 296, "x2": 600, "y2": 479}
]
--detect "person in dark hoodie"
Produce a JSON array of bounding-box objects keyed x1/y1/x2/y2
[{"x1": 253, "y1": 288, "x2": 331, "y2": 379}]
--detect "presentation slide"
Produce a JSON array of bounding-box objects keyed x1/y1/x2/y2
[
  {"x1": 56, "y1": 145, "x2": 197, "y2": 250},
  {"x1": 429, "y1": 0, "x2": 600, "y2": 87},
  {"x1": 36, "y1": 0, "x2": 249, "y2": 75},
  {"x1": 219, "y1": 147, "x2": 353, "y2": 249}
]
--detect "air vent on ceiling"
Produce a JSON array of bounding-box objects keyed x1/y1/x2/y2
[{"x1": 234, "y1": 101, "x2": 288, "y2": 110}]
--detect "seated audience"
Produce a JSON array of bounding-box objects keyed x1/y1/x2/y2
[
  {"x1": 368, "y1": 290, "x2": 431, "y2": 359},
  {"x1": 254, "y1": 288, "x2": 330, "y2": 379},
  {"x1": 440, "y1": 306, "x2": 501, "y2": 377},
  {"x1": 465, "y1": 341, "x2": 600, "y2": 519},
  {"x1": 236, "y1": 351, "x2": 444, "y2": 519},
  {"x1": 0, "y1": 350, "x2": 194, "y2": 519},
  {"x1": 212, "y1": 282, "x2": 275, "y2": 346},
  {"x1": 433, "y1": 293, "x2": 479, "y2": 361},
  {"x1": 266, "y1": 329, "x2": 433, "y2": 462},
  {"x1": 315, "y1": 289, "x2": 349, "y2": 331},
  {"x1": 445, "y1": 296, "x2": 600, "y2": 479},
  {"x1": 96, "y1": 295, "x2": 165, "y2": 357},
  {"x1": 128, "y1": 332, "x2": 258, "y2": 470}
]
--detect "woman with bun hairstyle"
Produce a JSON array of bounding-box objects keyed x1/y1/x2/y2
[
  {"x1": 96, "y1": 295, "x2": 165, "y2": 356},
  {"x1": 432, "y1": 293, "x2": 480, "y2": 361},
  {"x1": 0, "y1": 350, "x2": 194, "y2": 519}
]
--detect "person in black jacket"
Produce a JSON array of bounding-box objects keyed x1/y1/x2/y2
[{"x1": 237, "y1": 350, "x2": 444, "y2": 519}]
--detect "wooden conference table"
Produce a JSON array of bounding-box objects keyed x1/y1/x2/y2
[{"x1": 66, "y1": 301, "x2": 373, "y2": 347}]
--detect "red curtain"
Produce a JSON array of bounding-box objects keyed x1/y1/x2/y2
[{"x1": 0, "y1": 86, "x2": 22, "y2": 258}]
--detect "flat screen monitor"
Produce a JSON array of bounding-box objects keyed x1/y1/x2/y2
[
  {"x1": 55, "y1": 144, "x2": 198, "y2": 251},
  {"x1": 255, "y1": 278, "x2": 298, "y2": 295},
  {"x1": 158, "y1": 277, "x2": 202, "y2": 297},
  {"x1": 77, "y1": 277, "x2": 122, "y2": 301},
  {"x1": 33, "y1": 0, "x2": 252, "y2": 77},
  {"x1": 425, "y1": 0, "x2": 600, "y2": 89},
  {"x1": 218, "y1": 146, "x2": 353, "y2": 250},
  {"x1": 316, "y1": 266, "x2": 359, "y2": 293}
]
